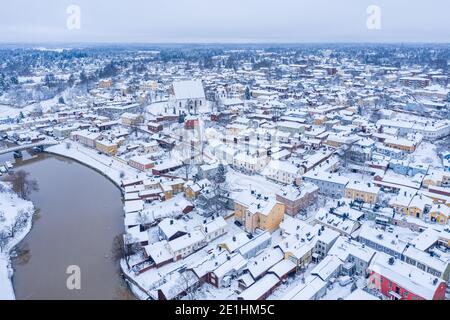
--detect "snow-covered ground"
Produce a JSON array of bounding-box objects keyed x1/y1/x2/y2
[
  {"x1": 226, "y1": 169, "x2": 284, "y2": 195},
  {"x1": 0, "y1": 93, "x2": 68, "y2": 119},
  {"x1": 409, "y1": 141, "x2": 442, "y2": 168},
  {"x1": 0, "y1": 182, "x2": 35, "y2": 300},
  {"x1": 0, "y1": 105, "x2": 27, "y2": 118},
  {"x1": 45, "y1": 141, "x2": 143, "y2": 186}
]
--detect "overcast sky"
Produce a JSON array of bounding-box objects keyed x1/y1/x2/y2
[{"x1": 1, "y1": 0, "x2": 449, "y2": 43}]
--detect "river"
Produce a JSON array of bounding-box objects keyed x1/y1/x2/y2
[{"x1": 0, "y1": 148, "x2": 134, "y2": 300}]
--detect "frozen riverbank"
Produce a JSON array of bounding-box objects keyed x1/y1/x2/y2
[{"x1": 0, "y1": 182, "x2": 34, "y2": 300}]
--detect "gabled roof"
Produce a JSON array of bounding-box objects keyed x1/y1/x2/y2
[{"x1": 172, "y1": 80, "x2": 205, "y2": 100}]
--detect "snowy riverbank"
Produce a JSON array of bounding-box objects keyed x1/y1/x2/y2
[
  {"x1": 0, "y1": 182, "x2": 34, "y2": 300},
  {"x1": 45, "y1": 141, "x2": 142, "y2": 187}
]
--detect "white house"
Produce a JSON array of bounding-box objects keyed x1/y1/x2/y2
[{"x1": 262, "y1": 160, "x2": 300, "y2": 184}]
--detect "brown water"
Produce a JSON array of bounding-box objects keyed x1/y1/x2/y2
[{"x1": 0, "y1": 150, "x2": 134, "y2": 300}]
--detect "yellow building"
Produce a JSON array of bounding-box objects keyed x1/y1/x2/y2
[
  {"x1": 95, "y1": 139, "x2": 118, "y2": 156},
  {"x1": 121, "y1": 112, "x2": 143, "y2": 126},
  {"x1": 166, "y1": 179, "x2": 185, "y2": 194},
  {"x1": 281, "y1": 243, "x2": 314, "y2": 269},
  {"x1": 160, "y1": 179, "x2": 185, "y2": 200},
  {"x1": 389, "y1": 191, "x2": 414, "y2": 215},
  {"x1": 345, "y1": 181, "x2": 380, "y2": 204},
  {"x1": 234, "y1": 190, "x2": 285, "y2": 233},
  {"x1": 384, "y1": 138, "x2": 417, "y2": 152},
  {"x1": 407, "y1": 194, "x2": 433, "y2": 219},
  {"x1": 184, "y1": 179, "x2": 210, "y2": 201},
  {"x1": 430, "y1": 204, "x2": 450, "y2": 225}
]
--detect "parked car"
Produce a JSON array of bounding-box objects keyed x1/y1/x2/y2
[{"x1": 234, "y1": 220, "x2": 242, "y2": 227}]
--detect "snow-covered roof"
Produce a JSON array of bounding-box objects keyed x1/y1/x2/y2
[
  {"x1": 346, "y1": 180, "x2": 380, "y2": 194},
  {"x1": 358, "y1": 224, "x2": 408, "y2": 255},
  {"x1": 157, "y1": 270, "x2": 198, "y2": 300},
  {"x1": 276, "y1": 183, "x2": 319, "y2": 202},
  {"x1": 369, "y1": 252, "x2": 444, "y2": 300},
  {"x1": 158, "y1": 218, "x2": 187, "y2": 239},
  {"x1": 220, "y1": 232, "x2": 251, "y2": 253},
  {"x1": 213, "y1": 253, "x2": 247, "y2": 278},
  {"x1": 172, "y1": 80, "x2": 205, "y2": 100},
  {"x1": 329, "y1": 237, "x2": 376, "y2": 263},
  {"x1": 303, "y1": 170, "x2": 350, "y2": 186},
  {"x1": 238, "y1": 231, "x2": 272, "y2": 258},
  {"x1": 409, "y1": 228, "x2": 440, "y2": 251},
  {"x1": 144, "y1": 240, "x2": 173, "y2": 265},
  {"x1": 281, "y1": 275, "x2": 327, "y2": 300},
  {"x1": 317, "y1": 227, "x2": 340, "y2": 245},
  {"x1": 310, "y1": 255, "x2": 342, "y2": 282},
  {"x1": 124, "y1": 200, "x2": 144, "y2": 214},
  {"x1": 202, "y1": 216, "x2": 227, "y2": 236},
  {"x1": 168, "y1": 230, "x2": 205, "y2": 253},
  {"x1": 345, "y1": 289, "x2": 380, "y2": 300},
  {"x1": 129, "y1": 155, "x2": 153, "y2": 166},
  {"x1": 247, "y1": 247, "x2": 284, "y2": 279},
  {"x1": 238, "y1": 274, "x2": 280, "y2": 300},
  {"x1": 268, "y1": 259, "x2": 296, "y2": 278},
  {"x1": 403, "y1": 246, "x2": 448, "y2": 274}
]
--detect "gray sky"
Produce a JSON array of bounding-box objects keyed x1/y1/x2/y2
[{"x1": 1, "y1": 0, "x2": 449, "y2": 43}]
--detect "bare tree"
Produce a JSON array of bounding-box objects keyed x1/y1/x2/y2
[
  {"x1": 0, "y1": 230, "x2": 10, "y2": 252},
  {"x1": 171, "y1": 271, "x2": 199, "y2": 300},
  {"x1": 136, "y1": 212, "x2": 149, "y2": 227},
  {"x1": 111, "y1": 234, "x2": 125, "y2": 262},
  {"x1": 9, "y1": 209, "x2": 29, "y2": 238}
]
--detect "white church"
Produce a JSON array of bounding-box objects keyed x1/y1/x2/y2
[{"x1": 169, "y1": 80, "x2": 206, "y2": 115}]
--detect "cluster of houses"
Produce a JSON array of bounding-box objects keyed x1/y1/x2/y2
[{"x1": 2, "y1": 46, "x2": 450, "y2": 301}]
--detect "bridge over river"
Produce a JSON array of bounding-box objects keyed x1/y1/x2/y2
[{"x1": 0, "y1": 140, "x2": 58, "y2": 156}]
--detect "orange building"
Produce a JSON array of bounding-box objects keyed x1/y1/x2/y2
[{"x1": 234, "y1": 190, "x2": 285, "y2": 233}]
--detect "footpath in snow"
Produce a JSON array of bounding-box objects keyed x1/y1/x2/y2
[{"x1": 0, "y1": 182, "x2": 34, "y2": 300}]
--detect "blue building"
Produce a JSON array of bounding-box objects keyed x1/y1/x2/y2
[{"x1": 389, "y1": 159, "x2": 429, "y2": 177}]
